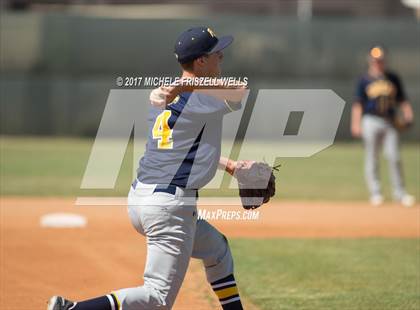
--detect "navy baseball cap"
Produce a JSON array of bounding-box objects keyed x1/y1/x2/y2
[{"x1": 174, "y1": 27, "x2": 233, "y2": 64}]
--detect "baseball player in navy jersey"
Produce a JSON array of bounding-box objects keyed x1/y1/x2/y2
[
  {"x1": 48, "y1": 27, "x2": 250, "y2": 309},
  {"x1": 351, "y1": 46, "x2": 415, "y2": 207}
]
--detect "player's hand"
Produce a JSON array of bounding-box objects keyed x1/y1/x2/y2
[
  {"x1": 149, "y1": 86, "x2": 180, "y2": 108},
  {"x1": 149, "y1": 87, "x2": 168, "y2": 108},
  {"x1": 351, "y1": 124, "x2": 362, "y2": 138},
  {"x1": 236, "y1": 160, "x2": 256, "y2": 170},
  {"x1": 401, "y1": 102, "x2": 414, "y2": 124},
  {"x1": 234, "y1": 160, "x2": 256, "y2": 177},
  {"x1": 220, "y1": 158, "x2": 255, "y2": 176}
]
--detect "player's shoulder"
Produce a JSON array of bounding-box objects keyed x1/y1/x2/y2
[
  {"x1": 357, "y1": 74, "x2": 370, "y2": 85},
  {"x1": 168, "y1": 91, "x2": 216, "y2": 108},
  {"x1": 166, "y1": 92, "x2": 190, "y2": 113},
  {"x1": 384, "y1": 70, "x2": 401, "y2": 82}
]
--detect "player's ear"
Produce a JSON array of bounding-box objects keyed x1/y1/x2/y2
[{"x1": 195, "y1": 56, "x2": 206, "y2": 67}]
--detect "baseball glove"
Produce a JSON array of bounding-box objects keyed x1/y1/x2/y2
[
  {"x1": 234, "y1": 162, "x2": 279, "y2": 210},
  {"x1": 392, "y1": 107, "x2": 413, "y2": 132}
]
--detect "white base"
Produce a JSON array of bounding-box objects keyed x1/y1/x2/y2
[{"x1": 40, "y1": 213, "x2": 87, "y2": 228}]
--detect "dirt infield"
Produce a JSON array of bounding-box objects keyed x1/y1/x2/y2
[{"x1": 1, "y1": 197, "x2": 419, "y2": 310}]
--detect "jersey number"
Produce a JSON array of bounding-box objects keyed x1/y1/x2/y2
[{"x1": 152, "y1": 110, "x2": 173, "y2": 149}]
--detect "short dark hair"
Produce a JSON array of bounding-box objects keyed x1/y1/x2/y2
[{"x1": 180, "y1": 54, "x2": 209, "y2": 71}]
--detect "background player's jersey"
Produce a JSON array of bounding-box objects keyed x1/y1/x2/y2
[
  {"x1": 137, "y1": 92, "x2": 241, "y2": 189},
  {"x1": 355, "y1": 71, "x2": 406, "y2": 118}
]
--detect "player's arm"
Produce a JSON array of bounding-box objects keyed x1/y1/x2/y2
[
  {"x1": 150, "y1": 79, "x2": 246, "y2": 108},
  {"x1": 351, "y1": 77, "x2": 366, "y2": 138},
  {"x1": 351, "y1": 101, "x2": 363, "y2": 138},
  {"x1": 192, "y1": 87, "x2": 246, "y2": 105},
  {"x1": 219, "y1": 157, "x2": 237, "y2": 176},
  {"x1": 400, "y1": 100, "x2": 414, "y2": 124},
  {"x1": 175, "y1": 78, "x2": 247, "y2": 103},
  {"x1": 394, "y1": 74, "x2": 414, "y2": 124}
]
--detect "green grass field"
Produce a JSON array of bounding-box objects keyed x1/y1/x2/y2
[
  {"x1": 231, "y1": 238, "x2": 420, "y2": 310},
  {"x1": 1, "y1": 136, "x2": 419, "y2": 200},
  {"x1": 1, "y1": 136, "x2": 419, "y2": 309}
]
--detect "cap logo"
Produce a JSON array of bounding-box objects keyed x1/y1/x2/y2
[{"x1": 207, "y1": 28, "x2": 216, "y2": 37}]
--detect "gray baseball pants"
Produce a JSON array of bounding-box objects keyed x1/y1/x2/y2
[
  {"x1": 114, "y1": 181, "x2": 234, "y2": 309},
  {"x1": 361, "y1": 114, "x2": 406, "y2": 199}
]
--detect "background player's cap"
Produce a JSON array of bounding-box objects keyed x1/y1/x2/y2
[
  {"x1": 174, "y1": 26, "x2": 233, "y2": 64},
  {"x1": 369, "y1": 46, "x2": 386, "y2": 60}
]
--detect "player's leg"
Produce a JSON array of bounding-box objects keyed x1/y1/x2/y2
[
  {"x1": 383, "y1": 124, "x2": 404, "y2": 199},
  {"x1": 113, "y1": 188, "x2": 198, "y2": 309},
  {"x1": 382, "y1": 124, "x2": 414, "y2": 206},
  {"x1": 49, "y1": 215, "x2": 195, "y2": 310},
  {"x1": 48, "y1": 185, "x2": 197, "y2": 310},
  {"x1": 192, "y1": 219, "x2": 243, "y2": 310},
  {"x1": 361, "y1": 115, "x2": 385, "y2": 204}
]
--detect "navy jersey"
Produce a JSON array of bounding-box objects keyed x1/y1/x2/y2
[
  {"x1": 137, "y1": 92, "x2": 241, "y2": 189},
  {"x1": 355, "y1": 71, "x2": 406, "y2": 118}
]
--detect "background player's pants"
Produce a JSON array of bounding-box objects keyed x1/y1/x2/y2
[
  {"x1": 114, "y1": 181, "x2": 234, "y2": 309},
  {"x1": 361, "y1": 114, "x2": 406, "y2": 199}
]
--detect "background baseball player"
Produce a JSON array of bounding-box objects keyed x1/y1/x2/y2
[
  {"x1": 351, "y1": 46, "x2": 415, "y2": 207},
  {"x1": 47, "y1": 27, "x2": 267, "y2": 310}
]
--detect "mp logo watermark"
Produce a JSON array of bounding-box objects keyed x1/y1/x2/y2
[{"x1": 75, "y1": 88, "x2": 345, "y2": 208}]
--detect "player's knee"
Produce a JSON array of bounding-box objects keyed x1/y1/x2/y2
[
  {"x1": 204, "y1": 234, "x2": 234, "y2": 283},
  {"x1": 384, "y1": 149, "x2": 400, "y2": 162}
]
